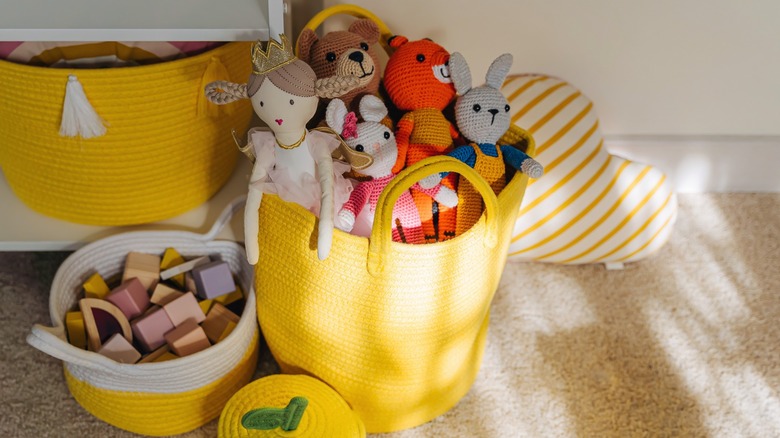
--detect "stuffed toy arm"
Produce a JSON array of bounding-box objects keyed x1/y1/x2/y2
[
  {"x1": 500, "y1": 145, "x2": 544, "y2": 179},
  {"x1": 313, "y1": 144, "x2": 336, "y2": 260},
  {"x1": 335, "y1": 182, "x2": 371, "y2": 232},
  {"x1": 245, "y1": 160, "x2": 268, "y2": 265},
  {"x1": 412, "y1": 183, "x2": 458, "y2": 208}
]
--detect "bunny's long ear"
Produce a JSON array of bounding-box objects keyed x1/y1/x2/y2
[
  {"x1": 449, "y1": 52, "x2": 472, "y2": 96},
  {"x1": 485, "y1": 53, "x2": 513, "y2": 90},
  {"x1": 358, "y1": 95, "x2": 387, "y2": 123},
  {"x1": 325, "y1": 99, "x2": 348, "y2": 134}
]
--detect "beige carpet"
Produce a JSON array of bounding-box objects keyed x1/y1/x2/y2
[{"x1": 2, "y1": 193, "x2": 778, "y2": 437}]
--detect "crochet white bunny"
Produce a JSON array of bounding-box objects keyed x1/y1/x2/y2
[{"x1": 326, "y1": 95, "x2": 458, "y2": 243}]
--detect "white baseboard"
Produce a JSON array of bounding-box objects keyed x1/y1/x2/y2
[{"x1": 604, "y1": 135, "x2": 780, "y2": 193}]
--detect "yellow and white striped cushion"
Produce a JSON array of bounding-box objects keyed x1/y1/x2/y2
[{"x1": 504, "y1": 74, "x2": 677, "y2": 264}]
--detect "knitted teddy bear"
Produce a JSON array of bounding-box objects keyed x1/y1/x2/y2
[
  {"x1": 382, "y1": 35, "x2": 460, "y2": 242},
  {"x1": 447, "y1": 52, "x2": 543, "y2": 236},
  {"x1": 326, "y1": 95, "x2": 458, "y2": 243},
  {"x1": 298, "y1": 18, "x2": 382, "y2": 123}
]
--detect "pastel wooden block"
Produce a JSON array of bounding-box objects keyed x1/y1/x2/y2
[
  {"x1": 137, "y1": 345, "x2": 173, "y2": 364},
  {"x1": 123, "y1": 251, "x2": 161, "y2": 291},
  {"x1": 216, "y1": 320, "x2": 238, "y2": 343},
  {"x1": 201, "y1": 303, "x2": 240, "y2": 343},
  {"x1": 160, "y1": 247, "x2": 186, "y2": 288},
  {"x1": 164, "y1": 319, "x2": 210, "y2": 357},
  {"x1": 160, "y1": 256, "x2": 210, "y2": 281},
  {"x1": 185, "y1": 272, "x2": 198, "y2": 296},
  {"x1": 106, "y1": 278, "x2": 150, "y2": 320},
  {"x1": 162, "y1": 292, "x2": 206, "y2": 327},
  {"x1": 192, "y1": 260, "x2": 236, "y2": 300},
  {"x1": 80, "y1": 298, "x2": 132, "y2": 351},
  {"x1": 131, "y1": 307, "x2": 175, "y2": 352},
  {"x1": 150, "y1": 283, "x2": 184, "y2": 306},
  {"x1": 82, "y1": 272, "x2": 110, "y2": 299},
  {"x1": 65, "y1": 311, "x2": 87, "y2": 349},
  {"x1": 97, "y1": 333, "x2": 141, "y2": 364}
]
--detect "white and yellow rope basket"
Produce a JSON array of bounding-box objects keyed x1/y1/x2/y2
[
  {"x1": 27, "y1": 197, "x2": 259, "y2": 436},
  {"x1": 0, "y1": 42, "x2": 253, "y2": 225}
]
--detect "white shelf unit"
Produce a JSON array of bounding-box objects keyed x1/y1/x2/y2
[
  {"x1": 0, "y1": 0, "x2": 289, "y2": 250},
  {"x1": 0, "y1": 0, "x2": 287, "y2": 41}
]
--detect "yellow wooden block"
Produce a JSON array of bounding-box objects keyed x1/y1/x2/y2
[
  {"x1": 160, "y1": 248, "x2": 186, "y2": 288},
  {"x1": 214, "y1": 285, "x2": 243, "y2": 306},
  {"x1": 154, "y1": 351, "x2": 179, "y2": 362},
  {"x1": 198, "y1": 299, "x2": 214, "y2": 315},
  {"x1": 65, "y1": 311, "x2": 87, "y2": 349},
  {"x1": 83, "y1": 273, "x2": 110, "y2": 299},
  {"x1": 138, "y1": 345, "x2": 172, "y2": 364},
  {"x1": 216, "y1": 320, "x2": 238, "y2": 343}
]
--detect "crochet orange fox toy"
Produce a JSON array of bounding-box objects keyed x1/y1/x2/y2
[{"x1": 383, "y1": 36, "x2": 460, "y2": 242}]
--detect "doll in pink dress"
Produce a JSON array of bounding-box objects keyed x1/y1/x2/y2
[
  {"x1": 205, "y1": 35, "x2": 358, "y2": 263},
  {"x1": 326, "y1": 95, "x2": 457, "y2": 243}
]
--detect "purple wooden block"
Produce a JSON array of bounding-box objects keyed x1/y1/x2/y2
[
  {"x1": 191, "y1": 261, "x2": 235, "y2": 300},
  {"x1": 131, "y1": 307, "x2": 175, "y2": 352},
  {"x1": 106, "y1": 278, "x2": 150, "y2": 320}
]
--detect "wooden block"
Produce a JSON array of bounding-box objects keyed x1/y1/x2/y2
[
  {"x1": 201, "y1": 302, "x2": 240, "y2": 343},
  {"x1": 192, "y1": 260, "x2": 236, "y2": 300},
  {"x1": 80, "y1": 298, "x2": 132, "y2": 351},
  {"x1": 160, "y1": 256, "x2": 210, "y2": 281},
  {"x1": 150, "y1": 283, "x2": 184, "y2": 306},
  {"x1": 97, "y1": 333, "x2": 141, "y2": 364},
  {"x1": 154, "y1": 351, "x2": 179, "y2": 362},
  {"x1": 160, "y1": 248, "x2": 186, "y2": 288},
  {"x1": 82, "y1": 272, "x2": 110, "y2": 299},
  {"x1": 123, "y1": 252, "x2": 161, "y2": 291},
  {"x1": 131, "y1": 307, "x2": 175, "y2": 352},
  {"x1": 106, "y1": 278, "x2": 150, "y2": 320},
  {"x1": 185, "y1": 272, "x2": 198, "y2": 296},
  {"x1": 213, "y1": 287, "x2": 242, "y2": 307},
  {"x1": 162, "y1": 292, "x2": 206, "y2": 327},
  {"x1": 216, "y1": 320, "x2": 238, "y2": 343},
  {"x1": 137, "y1": 345, "x2": 172, "y2": 364},
  {"x1": 65, "y1": 311, "x2": 87, "y2": 349},
  {"x1": 198, "y1": 299, "x2": 214, "y2": 315},
  {"x1": 164, "y1": 319, "x2": 210, "y2": 357}
]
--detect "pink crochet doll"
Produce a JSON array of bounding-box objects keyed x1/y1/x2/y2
[{"x1": 326, "y1": 95, "x2": 458, "y2": 243}]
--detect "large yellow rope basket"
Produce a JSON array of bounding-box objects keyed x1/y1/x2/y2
[
  {"x1": 255, "y1": 124, "x2": 534, "y2": 433},
  {"x1": 0, "y1": 43, "x2": 252, "y2": 225},
  {"x1": 27, "y1": 198, "x2": 259, "y2": 436}
]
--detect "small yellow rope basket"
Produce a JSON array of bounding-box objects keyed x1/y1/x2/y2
[
  {"x1": 27, "y1": 198, "x2": 259, "y2": 436},
  {"x1": 0, "y1": 42, "x2": 253, "y2": 225}
]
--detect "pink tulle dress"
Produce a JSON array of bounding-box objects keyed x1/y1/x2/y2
[{"x1": 249, "y1": 129, "x2": 353, "y2": 216}]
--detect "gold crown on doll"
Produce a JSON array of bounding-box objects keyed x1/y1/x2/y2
[{"x1": 251, "y1": 34, "x2": 296, "y2": 75}]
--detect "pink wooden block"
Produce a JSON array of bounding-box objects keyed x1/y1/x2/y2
[
  {"x1": 106, "y1": 278, "x2": 150, "y2": 320},
  {"x1": 164, "y1": 319, "x2": 210, "y2": 357},
  {"x1": 97, "y1": 333, "x2": 141, "y2": 364},
  {"x1": 192, "y1": 260, "x2": 236, "y2": 300},
  {"x1": 162, "y1": 292, "x2": 205, "y2": 327},
  {"x1": 131, "y1": 307, "x2": 175, "y2": 352}
]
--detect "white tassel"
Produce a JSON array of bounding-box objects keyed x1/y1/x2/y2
[{"x1": 59, "y1": 74, "x2": 106, "y2": 138}]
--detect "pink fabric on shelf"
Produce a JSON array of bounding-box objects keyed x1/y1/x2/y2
[{"x1": 0, "y1": 42, "x2": 23, "y2": 59}]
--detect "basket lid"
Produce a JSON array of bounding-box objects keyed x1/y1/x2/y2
[{"x1": 218, "y1": 374, "x2": 365, "y2": 437}]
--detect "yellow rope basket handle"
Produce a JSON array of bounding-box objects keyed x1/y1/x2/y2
[
  {"x1": 296, "y1": 4, "x2": 395, "y2": 57},
  {"x1": 367, "y1": 156, "x2": 499, "y2": 276}
]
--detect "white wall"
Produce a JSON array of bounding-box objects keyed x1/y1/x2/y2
[{"x1": 315, "y1": 0, "x2": 780, "y2": 138}]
